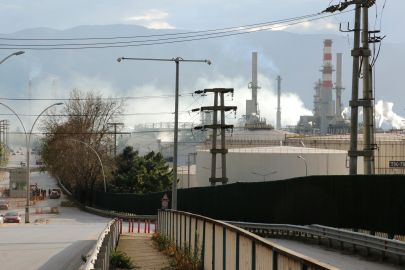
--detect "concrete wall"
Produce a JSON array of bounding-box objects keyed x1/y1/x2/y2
[{"x1": 196, "y1": 150, "x2": 364, "y2": 187}]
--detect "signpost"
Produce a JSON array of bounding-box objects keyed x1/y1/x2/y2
[{"x1": 161, "y1": 193, "x2": 169, "y2": 209}]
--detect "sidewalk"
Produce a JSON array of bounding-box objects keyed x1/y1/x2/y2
[{"x1": 117, "y1": 232, "x2": 172, "y2": 270}]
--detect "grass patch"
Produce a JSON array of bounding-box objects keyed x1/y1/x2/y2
[{"x1": 151, "y1": 232, "x2": 203, "y2": 270}]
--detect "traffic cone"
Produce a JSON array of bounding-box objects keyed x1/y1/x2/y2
[
  {"x1": 41, "y1": 208, "x2": 43, "y2": 214},
  {"x1": 35, "y1": 208, "x2": 39, "y2": 214},
  {"x1": 23, "y1": 194, "x2": 25, "y2": 198},
  {"x1": 17, "y1": 202, "x2": 19, "y2": 207},
  {"x1": 29, "y1": 201, "x2": 31, "y2": 206},
  {"x1": 14, "y1": 194, "x2": 16, "y2": 198}
]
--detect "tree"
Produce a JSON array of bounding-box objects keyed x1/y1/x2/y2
[
  {"x1": 40, "y1": 89, "x2": 125, "y2": 205},
  {"x1": 108, "y1": 146, "x2": 174, "y2": 194}
]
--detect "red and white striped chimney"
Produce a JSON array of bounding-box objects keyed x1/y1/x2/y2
[{"x1": 320, "y1": 39, "x2": 335, "y2": 134}]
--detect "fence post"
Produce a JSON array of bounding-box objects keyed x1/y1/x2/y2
[
  {"x1": 180, "y1": 214, "x2": 182, "y2": 249},
  {"x1": 189, "y1": 215, "x2": 192, "y2": 252},
  {"x1": 212, "y1": 223, "x2": 215, "y2": 270},
  {"x1": 252, "y1": 237, "x2": 256, "y2": 270},
  {"x1": 272, "y1": 249, "x2": 278, "y2": 270},
  {"x1": 120, "y1": 219, "x2": 122, "y2": 235},
  {"x1": 128, "y1": 219, "x2": 131, "y2": 233}
]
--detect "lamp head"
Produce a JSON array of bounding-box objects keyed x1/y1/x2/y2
[
  {"x1": 206, "y1": 60, "x2": 211, "y2": 65},
  {"x1": 56, "y1": 103, "x2": 63, "y2": 105},
  {"x1": 297, "y1": 155, "x2": 302, "y2": 159},
  {"x1": 117, "y1": 57, "x2": 124, "y2": 62},
  {"x1": 14, "y1": 51, "x2": 25, "y2": 56}
]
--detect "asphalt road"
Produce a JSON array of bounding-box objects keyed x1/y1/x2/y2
[{"x1": 0, "y1": 146, "x2": 112, "y2": 270}]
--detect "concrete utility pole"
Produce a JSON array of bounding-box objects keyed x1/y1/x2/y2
[
  {"x1": 117, "y1": 56, "x2": 211, "y2": 210},
  {"x1": 276, "y1": 76, "x2": 282, "y2": 129},
  {"x1": 108, "y1": 123, "x2": 124, "y2": 156},
  {"x1": 348, "y1": 3, "x2": 362, "y2": 175},
  {"x1": 187, "y1": 152, "x2": 197, "y2": 188},
  {"x1": 194, "y1": 88, "x2": 237, "y2": 186},
  {"x1": 361, "y1": 4, "x2": 374, "y2": 174}
]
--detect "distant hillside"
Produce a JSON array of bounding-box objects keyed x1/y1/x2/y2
[{"x1": 0, "y1": 24, "x2": 402, "y2": 128}]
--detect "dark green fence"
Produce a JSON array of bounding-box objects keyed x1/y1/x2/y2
[{"x1": 93, "y1": 174, "x2": 405, "y2": 235}]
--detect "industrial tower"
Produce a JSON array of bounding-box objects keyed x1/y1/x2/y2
[
  {"x1": 334, "y1": 53, "x2": 344, "y2": 120},
  {"x1": 320, "y1": 39, "x2": 336, "y2": 134},
  {"x1": 52, "y1": 78, "x2": 58, "y2": 100},
  {"x1": 246, "y1": 52, "x2": 261, "y2": 125},
  {"x1": 276, "y1": 76, "x2": 282, "y2": 129}
]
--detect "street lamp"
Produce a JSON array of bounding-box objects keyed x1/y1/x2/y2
[
  {"x1": 251, "y1": 171, "x2": 277, "y2": 181},
  {"x1": 0, "y1": 102, "x2": 63, "y2": 223},
  {"x1": 0, "y1": 51, "x2": 25, "y2": 65},
  {"x1": 297, "y1": 155, "x2": 308, "y2": 176},
  {"x1": 117, "y1": 56, "x2": 211, "y2": 210},
  {"x1": 64, "y1": 138, "x2": 106, "y2": 193}
]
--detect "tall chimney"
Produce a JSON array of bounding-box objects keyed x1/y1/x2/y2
[
  {"x1": 246, "y1": 52, "x2": 261, "y2": 125},
  {"x1": 335, "y1": 53, "x2": 344, "y2": 120},
  {"x1": 320, "y1": 39, "x2": 335, "y2": 134},
  {"x1": 276, "y1": 76, "x2": 282, "y2": 129}
]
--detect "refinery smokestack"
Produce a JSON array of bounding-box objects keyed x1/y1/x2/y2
[
  {"x1": 320, "y1": 39, "x2": 335, "y2": 134},
  {"x1": 335, "y1": 53, "x2": 344, "y2": 120},
  {"x1": 276, "y1": 76, "x2": 282, "y2": 129},
  {"x1": 246, "y1": 52, "x2": 261, "y2": 125}
]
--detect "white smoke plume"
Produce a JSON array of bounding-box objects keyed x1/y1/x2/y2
[
  {"x1": 341, "y1": 107, "x2": 349, "y2": 119},
  {"x1": 374, "y1": 100, "x2": 405, "y2": 129}
]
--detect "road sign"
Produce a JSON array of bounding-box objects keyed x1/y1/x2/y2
[
  {"x1": 389, "y1": 161, "x2": 405, "y2": 168},
  {"x1": 161, "y1": 193, "x2": 169, "y2": 209}
]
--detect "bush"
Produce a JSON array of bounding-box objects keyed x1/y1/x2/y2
[{"x1": 110, "y1": 248, "x2": 136, "y2": 269}]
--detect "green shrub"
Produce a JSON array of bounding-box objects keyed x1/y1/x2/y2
[{"x1": 110, "y1": 248, "x2": 136, "y2": 269}]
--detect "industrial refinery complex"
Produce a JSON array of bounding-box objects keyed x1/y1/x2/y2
[{"x1": 125, "y1": 39, "x2": 404, "y2": 188}]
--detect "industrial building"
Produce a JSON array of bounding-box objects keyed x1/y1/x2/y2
[{"x1": 195, "y1": 145, "x2": 364, "y2": 187}]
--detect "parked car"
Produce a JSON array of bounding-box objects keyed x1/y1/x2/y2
[
  {"x1": 3, "y1": 212, "x2": 21, "y2": 223},
  {"x1": 20, "y1": 152, "x2": 24, "y2": 155},
  {"x1": 0, "y1": 200, "x2": 9, "y2": 210},
  {"x1": 12, "y1": 152, "x2": 16, "y2": 155},
  {"x1": 31, "y1": 151, "x2": 35, "y2": 154},
  {"x1": 51, "y1": 188, "x2": 61, "y2": 198},
  {"x1": 16, "y1": 150, "x2": 19, "y2": 153},
  {"x1": 21, "y1": 162, "x2": 27, "y2": 167},
  {"x1": 50, "y1": 191, "x2": 59, "y2": 199},
  {"x1": 36, "y1": 159, "x2": 43, "y2": 165}
]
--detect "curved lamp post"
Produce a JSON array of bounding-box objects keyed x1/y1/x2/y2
[
  {"x1": 0, "y1": 102, "x2": 63, "y2": 223},
  {"x1": 65, "y1": 138, "x2": 106, "y2": 192},
  {"x1": 0, "y1": 51, "x2": 25, "y2": 65},
  {"x1": 297, "y1": 155, "x2": 308, "y2": 176}
]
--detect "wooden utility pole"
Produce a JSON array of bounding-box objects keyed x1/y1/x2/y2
[{"x1": 108, "y1": 123, "x2": 124, "y2": 156}]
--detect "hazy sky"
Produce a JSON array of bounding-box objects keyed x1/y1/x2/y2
[{"x1": 0, "y1": 0, "x2": 402, "y2": 43}]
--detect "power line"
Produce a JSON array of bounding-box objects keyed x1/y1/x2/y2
[
  {"x1": 0, "y1": 92, "x2": 201, "y2": 101},
  {"x1": 0, "y1": 13, "x2": 323, "y2": 47},
  {"x1": 0, "y1": 13, "x2": 323, "y2": 41},
  {"x1": 0, "y1": 11, "x2": 353, "y2": 50}
]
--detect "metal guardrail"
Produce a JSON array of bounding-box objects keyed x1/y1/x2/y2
[
  {"x1": 225, "y1": 221, "x2": 405, "y2": 264},
  {"x1": 83, "y1": 218, "x2": 119, "y2": 270},
  {"x1": 158, "y1": 210, "x2": 338, "y2": 270}
]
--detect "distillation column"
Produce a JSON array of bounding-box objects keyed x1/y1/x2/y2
[
  {"x1": 335, "y1": 53, "x2": 344, "y2": 121},
  {"x1": 276, "y1": 76, "x2": 282, "y2": 129}
]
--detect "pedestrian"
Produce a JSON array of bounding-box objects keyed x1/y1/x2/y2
[{"x1": 48, "y1": 189, "x2": 51, "y2": 196}]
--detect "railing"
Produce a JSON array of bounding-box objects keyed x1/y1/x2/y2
[
  {"x1": 158, "y1": 210, "x2": 338, "y2": 270},
  {"x1": 85, "y1": 206, "x2": 157, "y2": 220},
  {"x1": 226, "y1": 221, "x2": 405, "y2": 265},
  {"x1": 83, "y1": 218, "x2": 119, "y2": 270}
]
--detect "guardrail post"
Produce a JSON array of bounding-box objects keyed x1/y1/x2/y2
[
  {"x1": 366, "y1": 247, "x2": 370, "y2": 256},
  {"x1": 223, "y1": 226, "x2": 226, "y2": 270},
  {"x1": 317, "y1": 235, "x2": 321, "y2": 245},
  {"x1": 212, "y1": 223, "x2": 216, "y2": 270},
  {"x1": 381, "y1": 251, "x2": 386, "y2": 260},
  {"x1": 327, "y1": 238, "x2": 332, "y2": 248},
  {"x1": 202, "y1": 219, "x2": 206, "y2": 270},
  {"x1": 352, "y1": 243, "x2": 356, "y2": 252},
  {"x1": 398, "y1": 255, "x2": 402, "y2": 265},
  {"x1": 236, "y1": 232, "x2": 239, "y2": 270},
  {"x1": 251, "y1": 238, "x2": 256, "y2": 270},
  {"x1": 340, "y1": 241, "x2": 344, "y2": 250},
  {"x1": 272, "y1": 249, "x2": 278, "y2": 270}
]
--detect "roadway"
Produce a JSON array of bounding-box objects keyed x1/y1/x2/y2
[
  {"x1": 0, "y1": 146, "x2": 112, "y2": 270},
  {"x1": 264, "y1": 236, "x2": 402, "y2": 270}
]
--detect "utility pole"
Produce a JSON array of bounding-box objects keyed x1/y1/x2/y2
[
  {"x1": 324, "y1": 0, "x2": 377, "y2": 175},
  {"x1": 194, "y1": 88, "x2": 237, "y2": 186},
  {"x1": 276, "y1": 76, "x2": 282, "y2": 129},
  {"x1": 117, "y1": 56, "x2": 211, "y2": 210},
  {"x1": 108, "y1": 123, "x2": 124, "y2": 156},
  {"x1": 187, "y1": 152, "x2": 197, "y2": 188}
]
